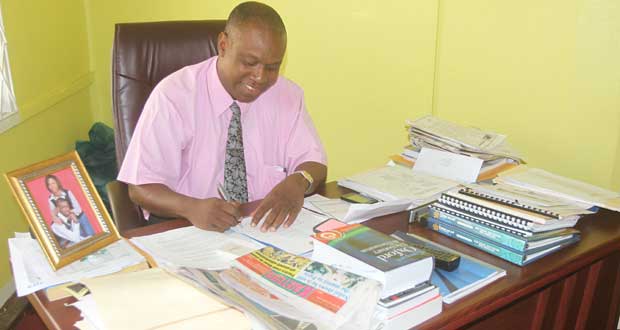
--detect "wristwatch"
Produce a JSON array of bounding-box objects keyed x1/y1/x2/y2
[{"x1": 293, "y1": 170, "x2": 314, "y2": 194}]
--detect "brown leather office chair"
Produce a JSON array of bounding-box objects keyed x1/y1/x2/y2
[{"x1": 107, "y1": 20, "x2": 226, "y2": 233}]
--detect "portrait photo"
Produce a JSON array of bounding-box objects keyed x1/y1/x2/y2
[{"x1": 5, "y1": 151, "x2": 119, "y2": 270}]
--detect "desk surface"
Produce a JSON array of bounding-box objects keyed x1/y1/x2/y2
[{"x1": 28, "y1": 182, "x2": 620, "y2": 330}]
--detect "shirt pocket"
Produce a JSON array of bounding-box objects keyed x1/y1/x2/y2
[{"x1": 256, "y1": 164, "x2": 287, "y2": 199}]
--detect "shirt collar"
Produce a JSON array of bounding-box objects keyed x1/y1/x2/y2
[{"x1": 208, "y1": 56, "x2": 251, "y2": 117}]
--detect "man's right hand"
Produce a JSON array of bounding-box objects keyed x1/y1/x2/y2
[{"x1": 184, "y1": 198, "x2": 241, "y2": 232}]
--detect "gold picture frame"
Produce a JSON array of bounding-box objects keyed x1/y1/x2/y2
[{"x1": 5, "y1": 151, "x2": 120, "y2": 270}]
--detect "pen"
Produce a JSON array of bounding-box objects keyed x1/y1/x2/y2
[{"x1": 218, "y1": 183, "x2": 231, "y2": 202}]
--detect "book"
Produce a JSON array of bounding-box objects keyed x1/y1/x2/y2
[
  {"x1": 232, "y1": 246, "x2": 382, "y2": 329},
  {"x1": 392, "y1": 232, "x2": 506, "y2": 304},
  {"x1": 438, "y1": 192, "x2": 579, "y2": 232},
  {"x1": 311, "y1": 223, "x2": 434, "y2": 298},
  {"x1": 373, "y1": 294, "x2": 443, "y2": 330},
  {"x1": 427, "y1": 219, "x2": 580, "y2": 266},
  {"x1": 376, "y1": 281, "x2": 439, "y2": 317},
  {"x1": 430, "y1": 205, "x2": 580, "y2": 252}
]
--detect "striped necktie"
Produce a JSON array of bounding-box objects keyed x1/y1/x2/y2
[{"x1": 223, "y1": 102, "x2": 248, "y2": 202}]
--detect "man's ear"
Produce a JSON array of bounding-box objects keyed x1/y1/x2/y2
[{"x1": 217, "y1": 31, "x2": 228, "y2": 57}]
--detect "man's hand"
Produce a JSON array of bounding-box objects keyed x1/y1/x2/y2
[
  {"x1": 251, "y1": 174, "x2": 306, "y2": 232},
  {"x1": 69, "y1": 213, "x2": 79, "y2": 223},
  {"x1": 185, "y1": 198, "x2": 241, "y2": 233}
]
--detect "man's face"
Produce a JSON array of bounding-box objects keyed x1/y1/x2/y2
[
  {"x1": 57, "y1": 201, "x2": 72, "y2": 217},
  {"x1": 217, "y1": 22, "x2": 286, "y2": 103}
]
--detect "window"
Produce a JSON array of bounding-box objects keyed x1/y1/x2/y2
[{"x1": 0, "y1": 5, "x2": 19, "y2": 133}]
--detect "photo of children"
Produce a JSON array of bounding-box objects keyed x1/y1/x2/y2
[{"x1": 25, "y1": 167, "x2": 102, "y2": 249}]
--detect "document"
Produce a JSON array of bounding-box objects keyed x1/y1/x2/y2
[
  {"x1": 130, "y1": 226, "x2": 261, "y2": 270},
  {"x1": 408, "y1": 115, "x2": 506, "y2": 152},
  {"x1": 306, "y1": 195, "x2": 350, "y2": 220},
  {"x1": 231, "y1": 208, "x2": 329, "y2": 255},
  {"x1": 81, "y1": 268, "x2": 250, "y2": 330},
  {"x1": 496, "y1": 167, "x2": 620, "y2": 211},
  {"x1": 9, "y1": 235, "x2": 146, "y2": 296},
  {"x1": 344, "y1": 199, "x2": 413, "y2": 223},
  {"x1": 338, "y1": 165, "x2": 460, "y2": 203},
  {"x1": 413, "y1": 148, "x2": 483, "y2": 183}
]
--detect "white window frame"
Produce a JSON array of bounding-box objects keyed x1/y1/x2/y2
[{"x1": 0, "y1": 4, "x2": 19, "y2": 134}]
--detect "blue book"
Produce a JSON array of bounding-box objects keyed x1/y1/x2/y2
[
  {"x1": 392, "y1": 232, "x2": 506, "y2": 304},
  {"x1": 426, "y1": 219, "x2": 580, "y2": 266},
  {"x1": 430, "y1": 205, "x2": 580, "y2": 252}
]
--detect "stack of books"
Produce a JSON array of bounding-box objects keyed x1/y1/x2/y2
[
  {"x1": 426, "y1": 185, "x2": 587, "y2": 266},
  {"x1": 311, "y1": 224, "x2": 442, "y2": 330}
]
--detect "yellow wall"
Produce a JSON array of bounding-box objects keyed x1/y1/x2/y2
[
  {"x1": 0, "y1": 0, "x2": 94, "y2": 286},
  {"x1": 433, "y1": 0, "x2": 620, "y2": 190},
  {"x1": 84, "y1": 0, "x2": 440, "y2": 180},
  {"x1": 1, "y1": 0, "x2": 618, "y2": 293}
]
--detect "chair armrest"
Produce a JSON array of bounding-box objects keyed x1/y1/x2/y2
[{"x1": 106, "y1": 180, "x2": 147, "y2": 233}]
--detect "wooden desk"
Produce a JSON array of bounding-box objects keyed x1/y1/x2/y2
[{"x1": 28, "y1": 182, "x2": 620, "y2": 330}]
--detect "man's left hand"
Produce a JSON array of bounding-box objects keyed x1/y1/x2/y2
[{"x1": 251, "y1": 174, "x2": 307, "y2": 232}]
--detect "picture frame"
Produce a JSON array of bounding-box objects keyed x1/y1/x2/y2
[{"x1": 5, "y1": 151, "x2": 120, "y2": 270}]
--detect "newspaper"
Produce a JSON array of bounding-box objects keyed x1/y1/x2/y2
[{"x1": 231, "y1": 247, "x2": 382, "y2": 330}]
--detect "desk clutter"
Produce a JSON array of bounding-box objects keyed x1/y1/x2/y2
[
  {"x1": 6, "y1": 115, "x2": 620, "y2": 330},
  {"x1": 337, "y1": 115, "x2": 620, "y2": 268}
]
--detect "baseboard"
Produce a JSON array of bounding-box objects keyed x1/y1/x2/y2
[{"x1": 0, "y1": 280, "x2": 15, "y2": 307}]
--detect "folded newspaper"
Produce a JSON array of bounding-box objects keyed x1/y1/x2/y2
[{"x1": 229, "y1": 246, "x2": 382, "y2": 330}]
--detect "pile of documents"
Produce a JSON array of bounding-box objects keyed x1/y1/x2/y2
[
  {"x1": 8, "y1": 233, "x2": 146, "y2": 297},
  {"x1": 399, "y1": 116, "x2": 523, "y2": 178}
]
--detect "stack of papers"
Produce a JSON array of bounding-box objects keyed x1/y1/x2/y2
[
  {"x1": 130, "y1": 227, "x2": 260, "y2": 270},
  {"x1": 495, "y1": 166, "x2": 620, "y2": 212},
  {"x1": 304, "y1": 195, "x2": 412, "y2": 224},
  {"x1": 338, "y1": 165, "x2": 459, "y2": 204},
  {"x1": 406, "y1": 115, "x2": 523, "y2": 163},
  {"x1": 9, "y1": 234, "x2": 146, "y2": 296}
]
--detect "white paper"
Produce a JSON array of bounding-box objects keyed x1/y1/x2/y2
[
  {"x1": 73, "y1": 295, "x2": 106, "y2": 330},
  {"x1": 9, "y1": 236, "x2": 146, "y2": 297},
  {"x1": 496, "y1": 167, "x2": 620, "y2": 210},
  {"x1": 338, "y1": 165, "x2": 460, "y2": 202},
  {"x1": 231, "y1": 208, "x2": 329, "y2": 255},
  {"x1": 130, "y1": 226, "x2": 261, "y2": 270},
  {"x1": 409, "y1": 115, "x2": 506, "y2": 151},
  {"x1": 414, "y1": 148, "x2": 483, "y2": 183},
  {"x1": 309, "y1": 198, "x2": 351, "y2": 220},
  {"x1": 343, "y1": 199, "x2": 413, "y2": 224},
  {"x1": 81, "y1": 268, "x2": 249, "y2": 330}
]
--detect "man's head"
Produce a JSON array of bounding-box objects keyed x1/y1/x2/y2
[
  {"x1": 216, "y1": 1, "x2": 287, "y2": 103},
  {"x1": 56, "y1": 198, "x2": 72, "y2": 217}
]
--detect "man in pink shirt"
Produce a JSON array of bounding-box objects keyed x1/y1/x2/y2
[{"x1": 118, "y1": 2, "x2": 327, "y2": 233}]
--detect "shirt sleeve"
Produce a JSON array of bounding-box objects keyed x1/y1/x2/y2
[
  {"x1": 117, "y1": 84, "x2": 190, "y2": 190},
  {"x1": 284, "y1": 92, "x2": 328, "y2": 172},
  {"x1": 67, "y1": 190, "x2": 83, "y2": 215},
  {"x1": 51, "y1": 222, "x2": 82, "y2": 243}
]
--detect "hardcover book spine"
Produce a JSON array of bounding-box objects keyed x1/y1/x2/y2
[
  {"x1": 430, "y1": 207, "x2": 527, "y2": 251},
  {"x1": 427, "y1": 219, "x2": 525, "y2": 266}
]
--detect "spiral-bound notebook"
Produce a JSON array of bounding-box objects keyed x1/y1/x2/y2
[{"x1": 438, "y1": 191, "x2": 580, "y2": 232}]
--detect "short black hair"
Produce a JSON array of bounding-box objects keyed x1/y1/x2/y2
[{"x1": 226, "y1": 1, "x2": 286, "y2": 38}]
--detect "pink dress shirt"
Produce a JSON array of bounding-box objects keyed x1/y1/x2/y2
[{"x1": 118, "y1": 56, "x2": 327, "y2": 208}]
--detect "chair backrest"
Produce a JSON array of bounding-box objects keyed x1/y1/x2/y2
[
  {"x1": 112, "y1": 20, "x2": 226, "y2": 168},
  {"x1": 110, "y1": 20, "x2": 225, "y2": 229}
]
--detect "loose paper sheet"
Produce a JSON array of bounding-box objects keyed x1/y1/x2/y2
[
  {"x1": 130, "y1": 227, "x2": 261, "y2": 270},
  {"x1": 413, "y1": 148, "x2": 483, "y2": 183}
]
